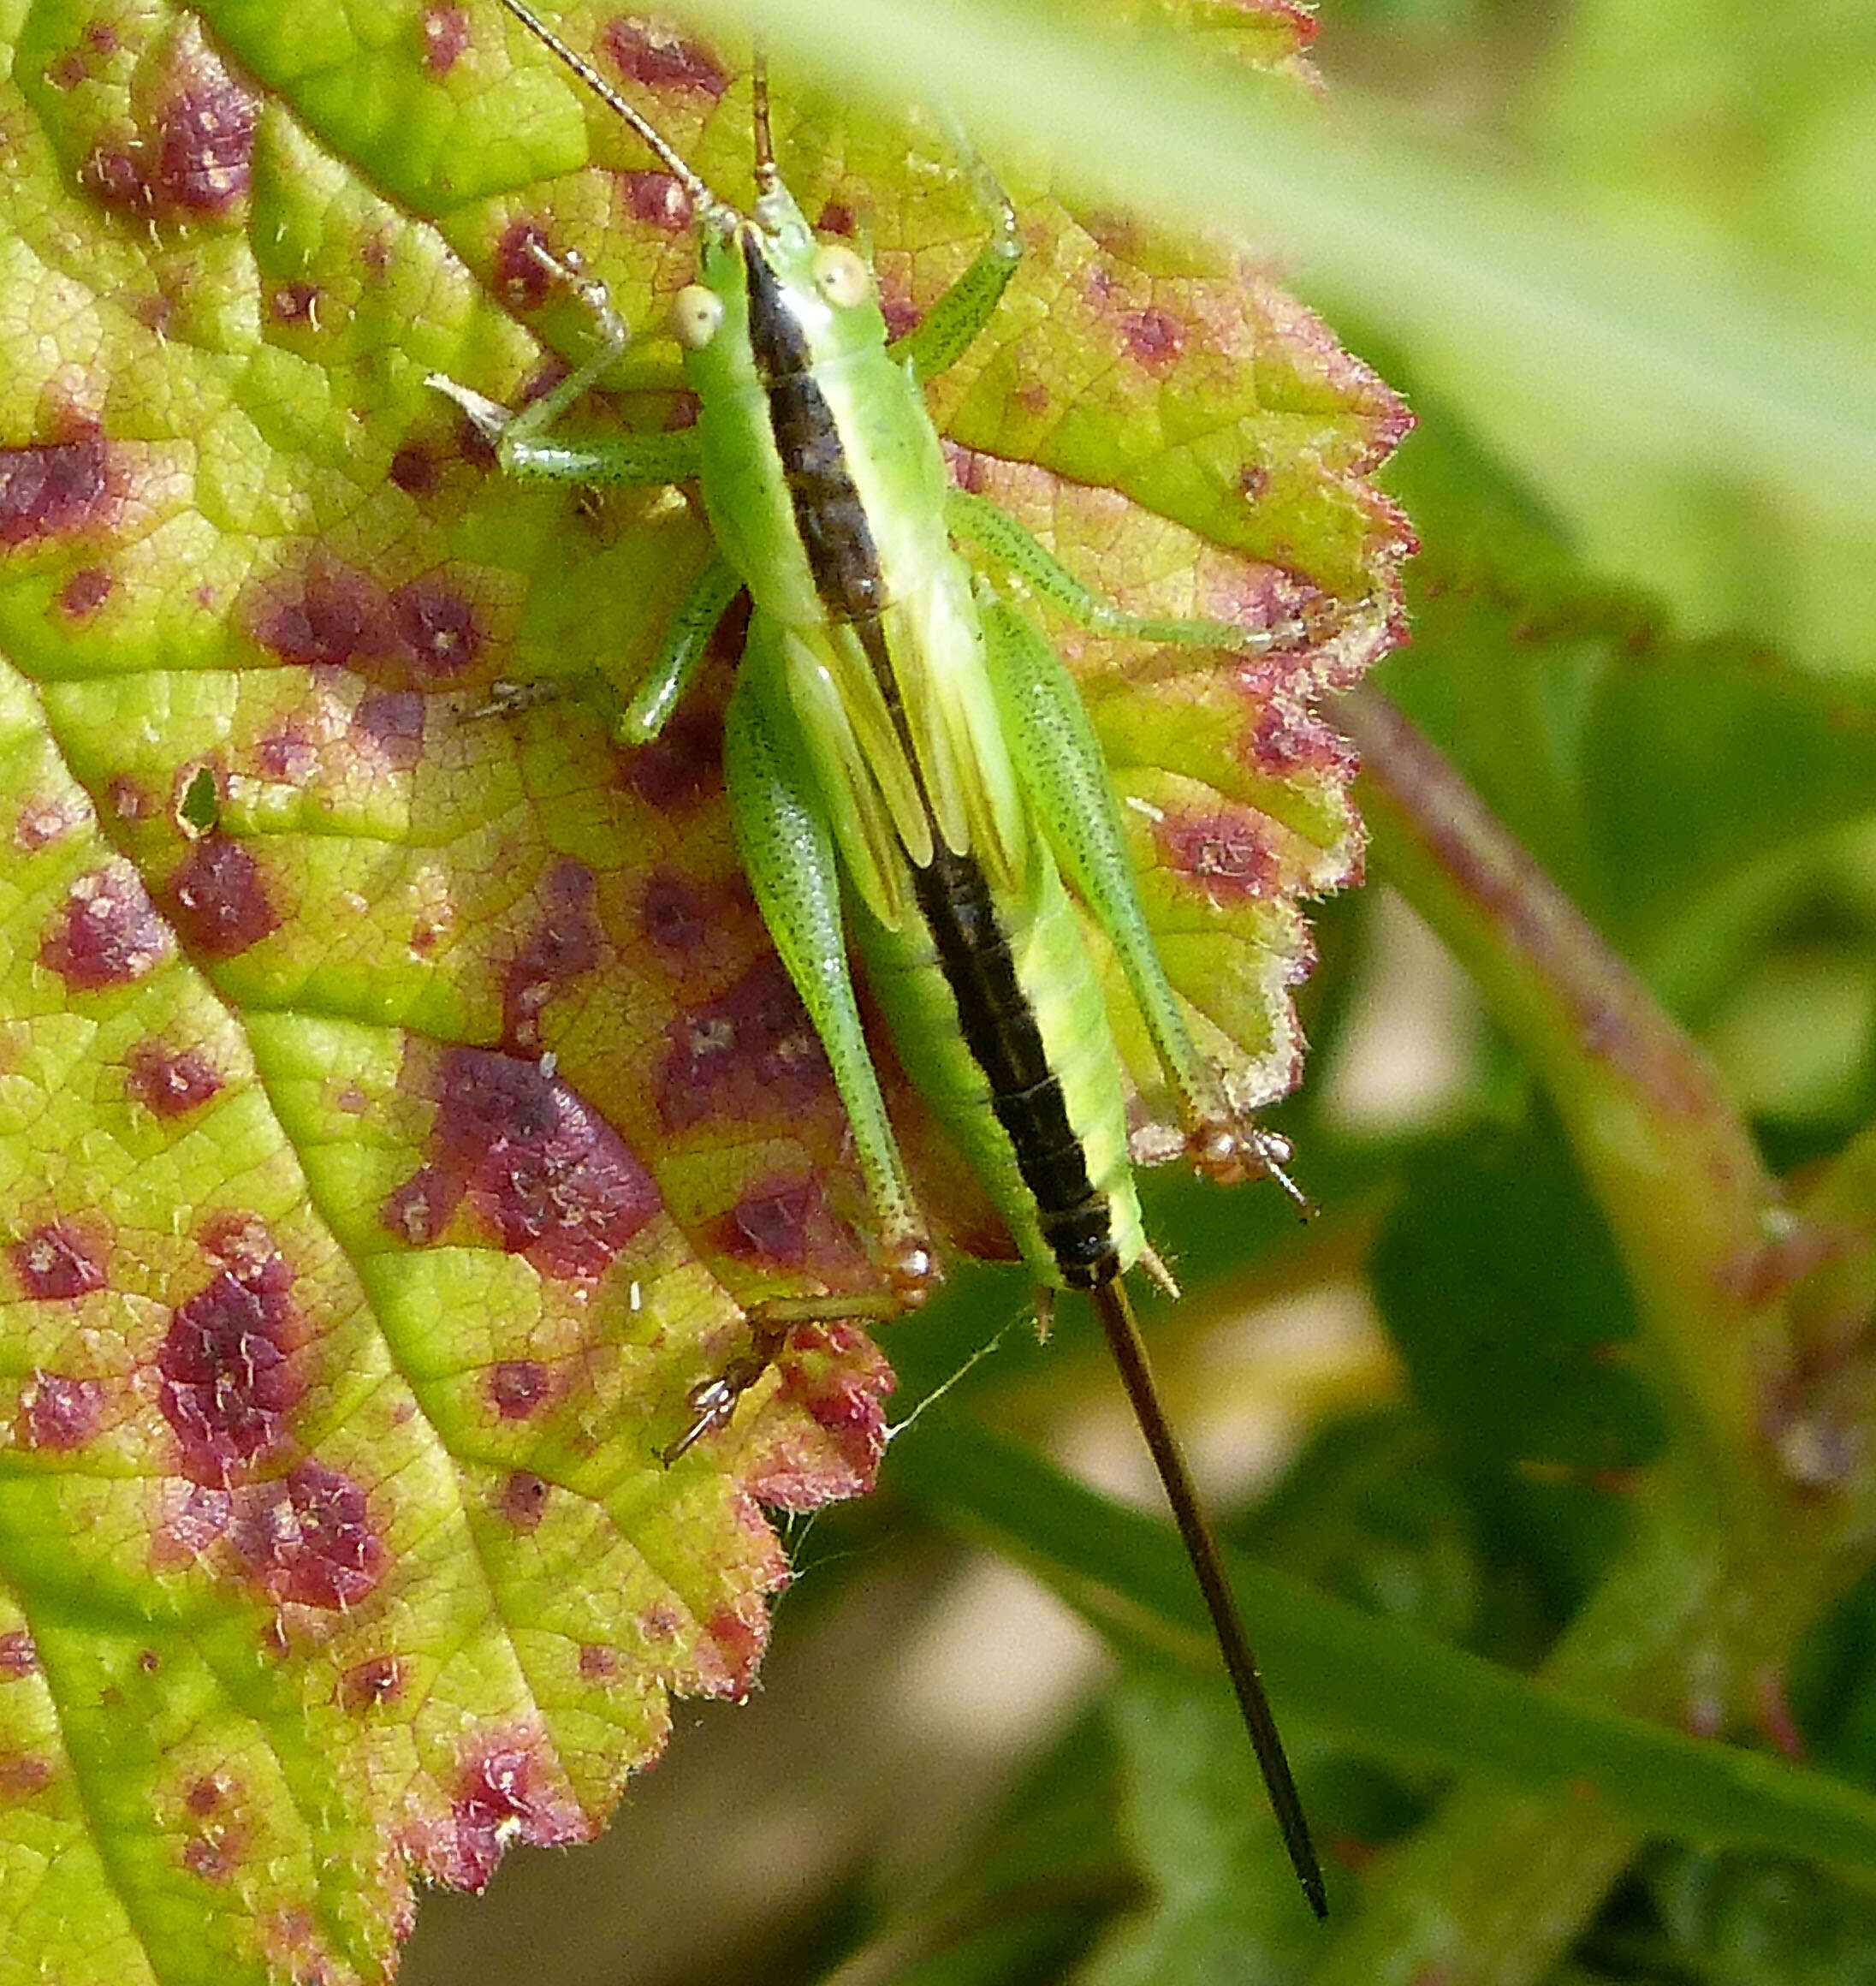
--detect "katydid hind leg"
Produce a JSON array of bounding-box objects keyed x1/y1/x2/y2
[
  {"x1": 721, "y1": 623, "x2": 936, "y2": 1287},
  {"x1": 1092, "y1": 1275, "x2": 1328, "y2": 1919},
  {"x1": 979, "y1": 593, "x2": 1282, "y2": 1185}
]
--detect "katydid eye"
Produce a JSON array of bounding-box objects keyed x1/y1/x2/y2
[
  {"x1": 811, "y1": 243, "x2": 870, "y2": 309},
  {"x1": 671, "y1": 284, "x2": 724, "y2": 349}
]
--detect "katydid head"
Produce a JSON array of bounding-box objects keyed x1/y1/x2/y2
[
  {"x1": 671, "y1": 193, "x2": 891, "y2": 398},
  {"x1": 490, "y1": 3, "x2": 889, "y2": 387}
]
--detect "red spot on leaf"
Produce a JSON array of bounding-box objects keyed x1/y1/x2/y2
[
  {"x1": 501, "y1": 1471, "x2": 549, "y2": 1531},
  {"x1": 0, "y1": 436, "x2": 112, "y2": 545},
  {"x1": 11, "y1": 1222, "x2": 106, "y2": 1300},
  {"x1": 157, "y1": 1223, "x2": 300, "y2": 1487},
  {"x1": 880, "y1": 294, "x2": 921, "y2": 342},
  {"x1": 18, "y1": 1372, "x2": 106, "y2": 1452},
  {"x1": 59, "y1": 566, "x2": 113, "y2": 617},
  {"x1": 270, "y1": 282, "x2": 318, "y2": 325},
  {"x1": 1119, "y1": 307, "x2": 1184, "y2": 372},
  {"x1": 384, "y1": 1049, "x2": 661, "y2": 1279},
  {"x1": 701, "y1": 1603, "x2": 763, "y2": 1702},
  {"x1": 1249, "y1": 703, "x2": 1358, "y2": 781},
  {"x1": 392, "y1": 574, "x2": 483, "y2": 680},
  {"x1": 352, "y1": 688, "x2": 426, "y2": 768},
  {"x1": 0, "y1": 1632, "x2": 37, "y2": 1679},
  {"x1": 165, "y1": 834, "x2": 280, "y2": 960},
  {"x1": 182, "y1": 1826, "x2": 244, "y2": 1882},
  {"x1": 659, "y1": 957, "x2": 834, "y2": 1132},
  {"x1": 251, "y1": 558, "x2": 396, "y2": 669},
  {"x1": 620, "y1": 169, "x2": 692, "y2": 232},
  {"x1": 1159, "y1": 809, "x2": 1280, "y2": 901},
  {"x1": 749, "y1": 1320, "x2": 893, "y2": 1508},
  {"x1": 184, "y1": 1773, "x2": 226, "y2": 1817},
  {"x1": 640, "y1": 865, "x2": 710, "y2": 955},
  {"x1": 488, "y1": 1361, "x2": 551, "y2": 1419},
  {"x1": 415, "y1": 1738, "x2": 587, "y2": 1891},
  {"x1": 816, "y1": 201, "x2": 856, "y2": 236},
  {"x1": 623, "y1": 709, "x2": 721, "y2": 809},
  {"x1": 340, "y1": 1653, "x2": 407, "y2": 1711},
  {"x1": 579, "y1": 1643, "x2": 619, "y2": 1679},
  {"x1": 389, "y1": 444, "x2": 438, "y2": 496},
  {"x1": 715, "y1": 1176, "x2": 818, "y2": 1269},
  {"x1": 125, "y1": 1039, "x2": 224, "y2": 1118},
  {"x1": 504, "y1": 859, "x2": 603, "y2": 1050},
  {"x1": 256, "y1": 727, "x2": 318, "y2": 782},
  {"x1": 151, "y1": 1484, "x2": 232, "y2": 1569},
  {"x1": 421, "y1": 4, "x2": 472, "y2": 73},
  {"x1": 1238, "y1": 462, "x2": 1271, "y2": 502},
  {"x1": 14, "y1": 795, "x2": 86, "y2": 851},
  {"x1": 40, "y1": 864, "x2": 171, "y2": 986},
  {"x1": 157, "y1": 79, "x2": 258, "y2": 215},
  {"x1": 232, "y1": 1461, "x2": 387, "y2": 1610},
  {"x1": 492, "y1": 220, "x2": 557, "y2": 309},
  {"x1": 0, "y1": 1755, "x2": 53, "y2": 1802},
  {"x1": 600, "y1": 18, "x2": 727, "y2": 95}
]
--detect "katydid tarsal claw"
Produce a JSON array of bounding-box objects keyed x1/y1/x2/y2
[{"x1": 430, "y1": 0, "x2": 1329, "y2": 1920}]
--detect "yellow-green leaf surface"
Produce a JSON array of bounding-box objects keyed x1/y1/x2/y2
[{"x1": 0, "y1": 3, "x2": 1408, "y2": 1980}]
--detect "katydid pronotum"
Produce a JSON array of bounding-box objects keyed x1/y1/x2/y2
[{"x1": 432, "y1": 0, "x2": 1330, "y2": 1918}]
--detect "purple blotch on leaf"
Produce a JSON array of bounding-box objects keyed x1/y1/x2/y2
[
  {"x1": 0, "y1": 437, "x2": 111, "y2": 544},
  {"x1": 658, "y1": 955, "x2": 834, "y2": 1133},
  {"x1": 1159, "y1": 808, "x2": 1280, "y2": 901},
  {"x1": 383, "y1": 1049, "x2": 661, "y2": 1281},
  {"x1": 501, "y1": 1471, "x2": 549, "y2": 1531},
  {"x1": 231, "y1": 1460, "x2": 386, "y2": 1610},
  {"x1": 18, "y1": 1373, "x2": 106, "y2": 1452},
  {"x1": 41, "y1": 862, "x2": 171, "y2": 988},
  {"x1": 352, "y1": 689, "x2": 426, "y2": 770},
  {"x1": 488, "y1": 1360, "x2": 551, "y2": 1419},
  {"x1": 416, "y1": 1739, "x2": 586, "y2": 1891},
  {"x1": 1119, "y1": 306, "x2": 1185, "y2": 371},
  {"x1": 58, "y1": 566, "x2": 113, "y2": 617},
  {"x1": 503, "y1": 859, "x2": 603, "y2": 1051},
  {"x1": 392, "y1": 574, "x2": 483, "y2": 681},
  {"x1": 11, "y1": 1222, "x2": 106, "y2": 1301},
  {"x1": 622, "y1": 709, "x2": 722, "y2": 810},
  {"x1": 600, "y1": 18, "x2": 727, "y2": 96},
  {"x1": 166, "y1": 834, "x2": 281, "y2": 960},
  {"x1": 715, "y1": 1177, "x2": 818, "y2": 1269},
  {"x1": 126, "y1": 1039, "x2": 225, "y2": 1119},
  {"x1": 421, "y1": 5, "x2": 472, "y2": 74},
  {"x1": 620, "y1": 170, "x2": 692, "y2": 233},
  {"x1": 340, "y1": 1653, "x2": 407, "y2": 1711},
  {"x1": 157, "y1": 1219, "x2": 301, "y2": 1488}
]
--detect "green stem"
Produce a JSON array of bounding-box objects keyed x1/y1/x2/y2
[
  {"x1": 1319, "y1": 688, "x2": 1876, "y2": 1981},
  {"x1": 1340, "y1": 685, "x2": 1784, "y2": 1492}
]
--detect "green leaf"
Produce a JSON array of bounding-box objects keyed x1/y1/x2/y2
[{"x1": 0, "y1": 3, "x2": 1404, "y2": 1979}]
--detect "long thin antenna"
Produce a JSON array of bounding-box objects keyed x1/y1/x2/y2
[
  {"x1": 750, "y1": 39, "x2": 781, "y2": 201},
  {"x1": 491, "y1": 0, "x2": 717, "y2": 213},
  {"x1": 1090, "y1": 1275, "x2": 1328, "y2": 1919}
]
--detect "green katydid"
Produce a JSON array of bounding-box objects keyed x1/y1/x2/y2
[{"x1": 432, "y1": 0, "x2": 1329, "y2": 1918}]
